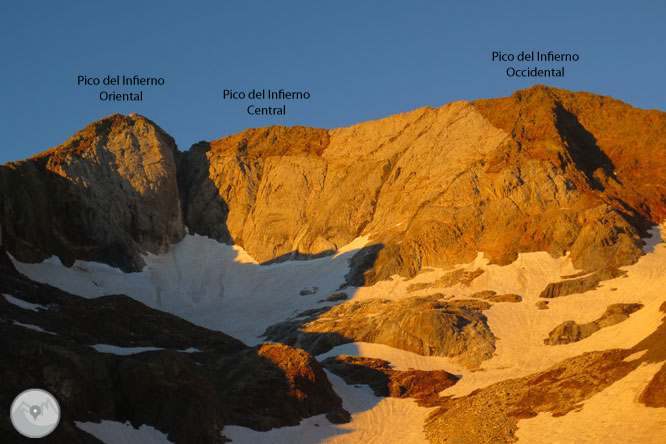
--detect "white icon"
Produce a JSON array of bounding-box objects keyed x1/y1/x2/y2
[{"x1": 10, "y1": 389, "x2": 60, "y2": 438}]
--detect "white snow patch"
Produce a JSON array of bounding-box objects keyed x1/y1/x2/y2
[
  {"x1": 11, "y1": 234, "x2": 362, "y2": 345},
  {"x1": 76, "y1": 420, "x2": 173, "y2": 444},
  {"x1": 3, "y1": 294, "x2": 48, "y2": 311},
  {"x1": 90, "y1": 345, "x2": 203, "y2": 355},
  {"x1": 223, "y1": 371, "x2": 434, "y2": 444},
  {"x1": 179, "y1": 347, "x2": 202, "y2": 353},
  {"x1": 12, "y1": 321, "x2": 55, "y2": 335},
  {"x1": 91, "y1": 344, "x2": 163, "y2": 355}
]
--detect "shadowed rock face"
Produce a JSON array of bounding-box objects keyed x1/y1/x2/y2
[
  {"x1": 0, "y1": 113, "x2": 184, "y2": 271},
  {"x1": 263, "y1": 296, "x2": 495, "y2": 368}
]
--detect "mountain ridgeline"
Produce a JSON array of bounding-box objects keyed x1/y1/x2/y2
[{"x1": 2, "y1": 85, "x2": 666, "y2": 282}]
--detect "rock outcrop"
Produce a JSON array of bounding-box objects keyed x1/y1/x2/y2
[
  {"x1": 322, "y1": 355, "x2": 458, "y2": 406},
  {"x1": 539, "y1": 268, "x2": 626, "y2": 299},
  {"x1": 470, "y1": 290, "x2": 523, "y2": 303},
  {"x1": 544, "y1": 303, "x2": 643, "y2": 345},
  {"x1": 263, "y1": 295, "x2": 495, "y2": 368},
  {"x1": 407, "y1": 269, "x2": 485, "y2": 292}
]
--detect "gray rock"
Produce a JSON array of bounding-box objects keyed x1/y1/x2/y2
[
  {"x1": 539, "y1": 268, "x2": 626, "y2": 299},
  {"x1": 263, "y1": 295, "x2": 495, "y2": 368},
  {"x1": 544, "y1": 303, "x2": 643, "y2": 345}
]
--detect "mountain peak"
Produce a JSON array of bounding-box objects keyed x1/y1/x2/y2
[
  {"x1": 208, "y1": 125, "x2": 330, "y2": 158},
  {"x1": 1, "y1": 112, "x2": 183, "y2": 270},
  {"x1": 2, "y1": 87, "x2": 665, "y2": 280},
  {"x1": 2, "y1": 87, "x2": 665, "y2": 443},
  {"x1": 474, "y1": 85, "x2": 666, "y2": 221},
  {"x1": 30, "y1": 113, "x2": 174, "y2": 163}
]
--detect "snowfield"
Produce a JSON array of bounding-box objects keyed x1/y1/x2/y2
[
  {"x1": 75, "y1": 421, "x2": 173, "y2": 444},
  {"x1": 13, "y1": 225, "x2": 666, "y2": 444},
  {"x1": 89, "y1": 344, "x2": 202, "y2": 355},
  {"x1": 11, "y1": 234, "x2": 360, "y2": 345}
]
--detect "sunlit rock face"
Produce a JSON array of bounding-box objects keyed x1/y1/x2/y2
[
  {"x1": 180, "y1": 86, "x2": 666, "y2": 285},
  {"x1": 4, "y1": 86, "x2": 665, "y2": 282}
]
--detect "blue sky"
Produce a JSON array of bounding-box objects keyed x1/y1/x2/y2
[{"x1": 1, "y1": 0, "x2": 664, "y2": 163}]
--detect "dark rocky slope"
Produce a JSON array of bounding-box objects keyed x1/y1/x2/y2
[{"x1": 0, "y1": 249, "x2": 348, "y2": 443}]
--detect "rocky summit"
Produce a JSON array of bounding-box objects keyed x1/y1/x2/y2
[{"x1": 1, "y1": 86, "x2": 665, "y2": 443}]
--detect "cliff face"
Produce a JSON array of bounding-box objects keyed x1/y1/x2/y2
[
  {"x1": 3, "y1": 86, "x2": 665, "y2": 281},
  {"x1": 179, "y1": 86, "x2": 666, "y2": 283},
  {"x1": 179, "y1": 102, "x2": 511, "y2": 269},
  {"x1": 0, "y1": 113, "x2": 184, "y2": 271}
]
